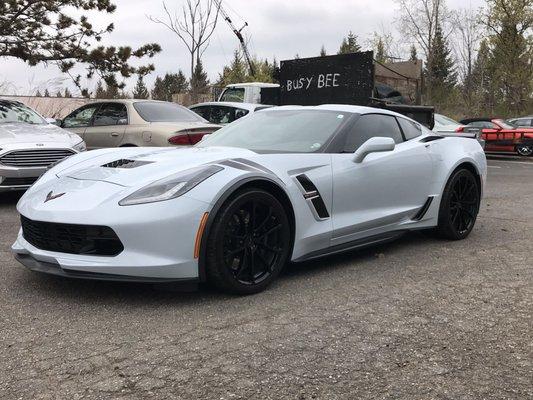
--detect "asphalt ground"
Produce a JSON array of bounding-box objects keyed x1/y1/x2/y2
[{"x1": 0, "y1": 156, "x2": 531, "y2": 399}]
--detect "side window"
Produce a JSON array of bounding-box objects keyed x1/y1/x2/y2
[
  {"x1": 93, "y1": 103, "x2": 128, "y2": 126},
  {"x1": 191, "y1": 106, "x2": 210, "y2": 121},
  {"x1": 343, "y1": 114, "x2": 403, "y2": 153},
  {"x1": 219, "y1": 88, "x2": 245, "y2": 102},
  {"x1": 62, "y1": 105, "x2": 99, "y2": 128},
  {"x1": 234, "y1": 108, "x2": 249, "y2": 120},
  {"x1": 210, "y1": 106, "x2": 233, "y2": 124},
  {"x1": 397, "y1": 118, "x2": 422, "y2": 140}
]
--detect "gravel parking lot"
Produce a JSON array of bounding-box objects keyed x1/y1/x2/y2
[{"x1": 0, "y1": 157, "x2": 531, "y2": 400}]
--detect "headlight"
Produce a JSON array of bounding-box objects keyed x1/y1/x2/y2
[
  {"x1": 73, "y1": 140, "x2": 86, "y2": 152},
  {"x1": 119, "y1": 165, "x2": 223, "y2": 206}
]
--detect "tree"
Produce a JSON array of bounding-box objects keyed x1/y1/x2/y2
[
  {"x1": 396, "y1": 0, "x2": 453, "y2": 99},
  {"x1": 95, "y1": 80, "x2": 107, "y2": 99},
  {"x1": 426, "y1": 24, "x2": 456, "y2": 89},
  {"x1": 55, "y1": 90, "x2": 63, "y2": 98},
  {"x1": 132, "y1": 76, "x2": 149, "y2": 99},
  {"x1": 35, "y1": 90, "x2": 42, "y2": 97},
  {"x1": 338, "y1": 31, "x2": 361, "y2": 54},
  {"x1": 64, "y1": 88, "x2": 72, "y2": 98},
  {"x1": 0, "y1": 0, "x2": 161, "y2": 96},
  {"x1": 190, "y1": 60, "x2": 210, "y2": 101},
  {"x1": 410, "y1": 45, "x2": 418, "y2": 61},
  {"x1": 44, "y1": 89, "x2": 50, "y2": 97},
  {"x1": 483, "y1": 0, "x2": 533, "y2": 114},
  {"x1": 320, "y1": 45, "x2": 327, "y2": 57},
  {"x1": 217, "y1": 52, "x2": 277, "y2": 86},
  {"x1": 151, "y1": 72, "x2": 189, "y2": 101},
  {"x1": 149, "y1": 0, "x2": 220, "y2": 80},
  {"x1": 375, "y1": 38, "x2": 387, "y2": 63},
  {"x1": 470, "y1": 39, "x2": 495, "y2": 114},
  {"x1": 454, "y1": 7, "x2": 483, "y2": 109}
]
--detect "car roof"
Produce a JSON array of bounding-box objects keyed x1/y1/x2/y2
[
  {"x1": 262, "y1": 104, "x2": 408, "y2": 118},
  {"x1": 225, "y1": 82, "x2": 280, "y2": 88},
  {"x1": 189, "y1": 102, "x2": 267, "y2": 111}
]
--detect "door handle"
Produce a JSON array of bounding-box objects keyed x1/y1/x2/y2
[{"x1": 110, "y1": 132, "x2": 119, "y2": 137}]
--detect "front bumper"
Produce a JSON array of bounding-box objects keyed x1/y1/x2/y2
[{"x1": 12, "y1": 177, "x2": 211, "y2": 281}]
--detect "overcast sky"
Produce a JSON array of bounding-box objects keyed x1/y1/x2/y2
[{"x1": 1, "y1": 0, "x2": 485, "y2": 95}]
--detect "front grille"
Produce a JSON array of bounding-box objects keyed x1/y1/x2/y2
[
  {"x1": 0, "y1": 149, "x2": 74, "y2": 168},
  {"x1": 0, "y1": 177, "x2": 38, "y2": 186},
  {"x1": 21, "y1": 216, "x2": 124, "y2": 256}
]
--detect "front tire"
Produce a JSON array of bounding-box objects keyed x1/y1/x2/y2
[
  {"x1": 516, "y1": 144, "x2": 533, "y2": 157},
  {"x1": 436, "y1": 169, "x2": 480, "y2": 240},
  {"x1": 206, "y1": 188, "x2": 291, "y2": 294}
]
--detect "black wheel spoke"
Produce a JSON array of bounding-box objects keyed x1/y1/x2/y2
[{"x1": 220, "y1": 196, "x2": 288, "y2": 287}]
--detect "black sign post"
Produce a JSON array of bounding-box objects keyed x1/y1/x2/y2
[{"x1": 279, "y1": 51, "x2": 375, "y2": 106}]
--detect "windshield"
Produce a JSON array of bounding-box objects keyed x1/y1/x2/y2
[
  {"x1": 435, "y1": 114, "x2": 459, "y2": 126},
  {"x1": 494, "y1": 119, "x2": 515, "y2": 129},
  {"x1": 198, "y1": 109, "x2": 350, "y2": 153},
  {"x1": 0, "y1": 100, "x2": 46, "y2": 125},
  {"x1": 133, "y1": 101, "x2": 205, "y2": 123}
]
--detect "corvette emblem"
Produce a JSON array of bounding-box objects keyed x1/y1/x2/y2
[{"x1": 44, "y1": 191, "x2": 65, "y2": 203}]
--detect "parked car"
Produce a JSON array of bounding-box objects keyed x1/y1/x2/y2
[
  {"x1": 507, "y1": 116, "x2": 533, "y2": 128},
  {"x1": 61, "y1": 100, "x2": 220, "y2": 149},
  {"x1": 457, "y1": 118, "x2": 533, "y2": 156},
  {"x1": 0, "y1": 99, "x2": 86, "y2": 192},
  {"x1": 189, "y1": 102, "x2": 272, "y2": 125},
  {"x1": 13, "y1": 105, "x2": 486, "y2": 294},
  {"x1": 433, "y1": 113, "x2": 462, "y2": 133}
]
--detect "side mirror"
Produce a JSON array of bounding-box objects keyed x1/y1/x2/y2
[
  {"x1": 353, "y1": 137, "x2": 395, "y2": 163},
  {"x1": 45, "y1": 117, "x2": 61, "y2": 126}
]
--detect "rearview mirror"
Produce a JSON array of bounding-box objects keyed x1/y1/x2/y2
[{"x1": 353, "y1": 137, "x2": 395, "y2": 163}]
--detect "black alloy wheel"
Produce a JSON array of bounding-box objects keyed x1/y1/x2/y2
[
  {"x1": 206, "y1": 188, "x2": 291, "y2": 294},
  {"x1": 437, "y1": 169, "x2": 480, "y2": 240},
  {"x1": 516, "y1": 144, "x2": 533, "y2": 157}
]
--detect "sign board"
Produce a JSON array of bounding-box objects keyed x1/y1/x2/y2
[{"x1": 279, "y1": 51, "x2": 374, "y2": 106}]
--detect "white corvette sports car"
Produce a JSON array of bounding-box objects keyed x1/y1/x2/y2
[{"x1": 12, "y1": 105, "x2": 487, "y2": 294}]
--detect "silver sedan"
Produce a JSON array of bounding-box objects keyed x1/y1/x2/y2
[{"x1": 0, "y1": 99, "x2": 86, "y2": 192}]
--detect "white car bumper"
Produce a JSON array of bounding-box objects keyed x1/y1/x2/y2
[{"x1": 11, "y1": 178, "x2": 210, "y2": 281}]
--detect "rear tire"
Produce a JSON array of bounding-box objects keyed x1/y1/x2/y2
[
  {"x1": 516, "y1": 144, "x2": 533, "y2": 157},
  {"x1": 436, "y1": 168, "x2": 480, "y2": 240},
  {"x1": 206, "y1": 188, "x2": 291, "y2": 295}
]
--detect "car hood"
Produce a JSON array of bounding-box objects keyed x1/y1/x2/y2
[
  {"x1": 56, "y1": 146, "x2": 258, "y2": 187},
  {"x1": 0, "y1": 122, "x2": 77, "y2": 144}
]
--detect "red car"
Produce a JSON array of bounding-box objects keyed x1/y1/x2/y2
[{"x1": 457, "y1": 118, "x2": 533, "y2": 156}]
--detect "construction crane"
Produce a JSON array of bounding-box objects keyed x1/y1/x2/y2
[{"x1": 217, "y1": 1, "x2": 255, "y2": 76}]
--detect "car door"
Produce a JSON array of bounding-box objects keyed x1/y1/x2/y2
[
  {"x1": 83, "y1": 103, "x2": 128, "y2": 149},
  {"x1": 330, "y1": 113, "x2": 433, "y2": 246},
  {"x1": 61, "y1": 104, "x2": 100, "y2": 138}
]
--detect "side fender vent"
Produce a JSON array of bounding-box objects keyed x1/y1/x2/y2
[
  {"x1": 413, "y1": 196, "x2": 434, "y2": 221},
  {"x1": 295, "y1": 174, "x2": 330, "y2": 219}
]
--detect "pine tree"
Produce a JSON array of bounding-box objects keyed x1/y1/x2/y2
[
  {"x1": 375, "y1": 38, "x2": 386, "y2": 63},
  {"x1": 95, "y1": 80, "x2": 106, "y2": 99},
  {"x1": 409, "y1": 45, "x2": 418, "y2": 61},
  {"x1": 470, "y1": 39, "x2": 494, "y2": 114},
  {"x1": 43, "y1": 89, "x2": 50, "y2": 97},
  {"x1": 338, "y1": 31, "x2": 361, "y2": 54},
  {"x1": 320, "y1": 45, "x2": 327, "y2": 57},
  {"x1": 64, "y1": 87, "x2": 72, "y2": 98},
  {"x1": 151, "y1": 71, "x2": 188, "y2": 101},
  {"x1": 190, "y1": 60, "x2": 210, "y2": 100},
  {"x1": 55, "y1": 90, "x2": 62, "y2": 97},
  {"x1": 132, "y1": 76, "x2": 149, "y2": 99},
  {"x1": 35, "y1": 90, "x2": 42, "y2": 97},
  {"x1": 425, "y1": 23, "x2": 456, "y2": 103}
]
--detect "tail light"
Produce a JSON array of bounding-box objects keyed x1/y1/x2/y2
[
  {"x1": 168, "y1": 131, "x2": 211, "y2": 145},
  {"x1": 455, "y1": 126, "x2": 464, "y2": 133}
]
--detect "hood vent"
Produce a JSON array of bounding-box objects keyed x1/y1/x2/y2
[{"x1": 101, "y1": 159, "x2": 153, "y2": 169}]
